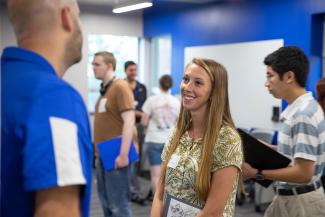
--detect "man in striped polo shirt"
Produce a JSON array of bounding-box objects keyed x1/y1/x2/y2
[{"x1": 243, "y1": 46, "x2": 325, "y2": 217}]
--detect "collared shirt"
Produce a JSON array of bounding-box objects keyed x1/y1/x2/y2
[
  {"x1": 1, "y1": 47, "x2": 93, "y2": 217},
  {"x1": 94, "y1": 79, "x2": 135, "y2": 147},
  {"x1": 277, "y1": 92, "x2": 325, "y2": 188},
  {"x1": 161, "y1": 125, "x2": 243, "y2": 216}
]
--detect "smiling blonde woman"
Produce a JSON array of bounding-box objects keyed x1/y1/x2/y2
[{"x1": 150, "y1": 58, "x2": 243, "y2": 217}]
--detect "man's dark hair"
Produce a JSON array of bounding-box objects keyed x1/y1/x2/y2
[
  {"x1": 264, "y1": 46, "x2": 309, "y2": 87},
  {"x1": 124, "y1": 60, "x2": 136, "y2": 71}
]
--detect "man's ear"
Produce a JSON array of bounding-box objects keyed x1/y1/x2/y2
[
  {"x1": 107, "y1": 63, "x2": 113, "y2": 70},
  {"x1": 61, "y1": 7, "x2": 73, "y2": 32},
  {"x1": 285, "y1": 71, "x2": 295, "y2": 84}
]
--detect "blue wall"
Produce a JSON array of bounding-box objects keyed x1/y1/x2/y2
[{"x1": 144, "y1": 0, "x2": 325, "y2": 94}]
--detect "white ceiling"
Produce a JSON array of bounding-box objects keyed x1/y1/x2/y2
[
  {"x1": 77, "y1": 0, "x2": 116, "y2": 5},
  {"x1": 77, "y1": 0, "x2": 220, "y2": 6},
  {"x1": 0, "y1": 0, "x2": 220, "y2": 7},
  {"x1": 0, "y1": 0, "x2": 220, "y2": 6}
]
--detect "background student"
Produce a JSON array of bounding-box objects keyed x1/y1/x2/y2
[
  {"x1": 141, "y1": 74, "x2": 180, "y2": 195},
  {"x1": 92, "y1": 52, "x2": 135, "y2": 217},
  {"x1": 124, "y1": 60, "x2": 147, "y2": 205}
]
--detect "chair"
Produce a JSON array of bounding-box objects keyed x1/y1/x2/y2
[
  {"x1": 250, "y1": 128, "x2": 276, "y2": 212},
  {"x1": 238, "y1": 127, "x2": 250, "y2": 133},
  {"x1": 236, "y1": 127, "x2": 252, "y2": 206},
  {"x1": 250, "y1": 128, "x2": 274, "y2": 144}
]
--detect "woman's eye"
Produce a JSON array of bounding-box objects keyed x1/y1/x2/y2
[
  {"x1": 183, "y1": 77, "x2": 189, "y2": 83},
  {"x1": 195, "y1": 81, "x2": 203, "y2": 85}
]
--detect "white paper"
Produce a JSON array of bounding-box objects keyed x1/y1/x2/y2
[
  {"x1": 165, "y1": 197, "x2": 201, "y2": 217},
  {"x1": 98, "y1": 98, "x2": 107, "y2": 113},
  {"x1": 168, "y1": 154, "x2": 180, "y2": 169}
]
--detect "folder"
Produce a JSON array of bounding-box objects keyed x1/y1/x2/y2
[
  {"x1": 97, "y1": 136, "x2": 139, "y2": 171},
  {"x1": 237, "y1": 129, "x2": 291, "y2": 187}
]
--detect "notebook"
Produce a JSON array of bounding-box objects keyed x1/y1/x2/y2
[
  {"x1": 163, "y1": 194, "x2": 201, "y2": 217},
  {"x1": 238, "y1": 128, "x2": 291, "y2": 187},
  {"x1": 97, "y1": 136, "x2": 139, "y2": 171}
]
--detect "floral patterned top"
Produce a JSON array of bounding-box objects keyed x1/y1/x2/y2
[{"x1": 161, "y1": 125, "x2": 243, "y2": 217}]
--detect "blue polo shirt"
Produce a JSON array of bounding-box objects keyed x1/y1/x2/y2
[{"x1": 1, "y1": 47, "x2": 93, "y2": 217}]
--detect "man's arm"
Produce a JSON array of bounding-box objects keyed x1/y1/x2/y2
[
  {"x1": 34, "y1": 186, "x2": 81, "y2": 217},
  {"x1": 115, "y1": 110, "x2": 135, "y2": 168},
  {"x1": 243, "y1": 158, "x2": 315, "y2": 183},
  {"x1": 141, "y1": 113, "x2": 149, "y2": 127},
  {"x1": 135, "y1": 110, "x2": 144, "y2": 119}
]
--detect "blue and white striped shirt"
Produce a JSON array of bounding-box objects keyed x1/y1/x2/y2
[{"x1": 277, "y1": 92, "x2": 325, "y2": 189}]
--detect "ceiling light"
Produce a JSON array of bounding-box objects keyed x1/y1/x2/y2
[{"x1": 113, "y1": 0, "x2": 153, "y2": 14}]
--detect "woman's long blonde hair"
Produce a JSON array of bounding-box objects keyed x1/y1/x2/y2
[{"x1": 160, "y1": 58, "x2": 235, "y2": 201}]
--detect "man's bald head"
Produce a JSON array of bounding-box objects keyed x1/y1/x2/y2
[
  {"x1": 7, "y1": 0, "x2": 83, "y2": 76},
  {"x1": 7, "y1": 0, "x2": 78, "y2": 42}
]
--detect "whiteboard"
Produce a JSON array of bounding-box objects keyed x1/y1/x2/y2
[{"x1": 184, "y1": 39, "x2": 283, "y2": 130}]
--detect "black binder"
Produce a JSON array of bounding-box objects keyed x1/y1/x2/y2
[{"x1": 238, "y1": 128, "x2": 291, "y2": 187}]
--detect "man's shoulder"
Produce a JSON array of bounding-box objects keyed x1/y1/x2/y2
[
  {"x1": 33, "y1": 78, "x2": 86, "y2": 116},
  {"x1": 111, "y1": 79, "x2": 132, "y2": 93},
  {"x1": 295, "y1": 99, "x2": 322, "y2": 119},
  {"x1": 290, "y1": 100, "x2": 325, "y2": 134},
  {"x1": 3, "y1": 47, "x2": 84, "y2": 104},
  {"x1": 113, "y1": 79, "x2": 129, "y2": 88},
  {"x1": 45, "y1": 78, "x2": 83, "y2": 101},
  {"x1": 17, "y1": 67, "x2": 84, "y2": 106},
  {"x1": 136, "y1": 81, "x2": 147, "y2": 90}
]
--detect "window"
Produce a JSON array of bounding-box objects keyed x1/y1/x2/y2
[
  {"x1": 87, "y1": 34, "x2": 139, "y2": 112},
  {"x1": 151, "y1": 35, "x2": 172, "y2": 94}
]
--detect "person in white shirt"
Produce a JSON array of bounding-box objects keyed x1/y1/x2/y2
[{"x1": 141, "y1": 75, "x2": 180, "y2": 194}]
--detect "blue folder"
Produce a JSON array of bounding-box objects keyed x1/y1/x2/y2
[{"x1": 97, "y1": 136, "x2": 139, "y2": 171}]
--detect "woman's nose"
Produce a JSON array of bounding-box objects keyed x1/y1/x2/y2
[{"x1": 183, "y1": 82, "x2": 193, "y2": 92}]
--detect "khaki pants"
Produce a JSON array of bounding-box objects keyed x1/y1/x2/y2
[{"x1": 264, "y1": 188, "x2": 325, "y2": 217}]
